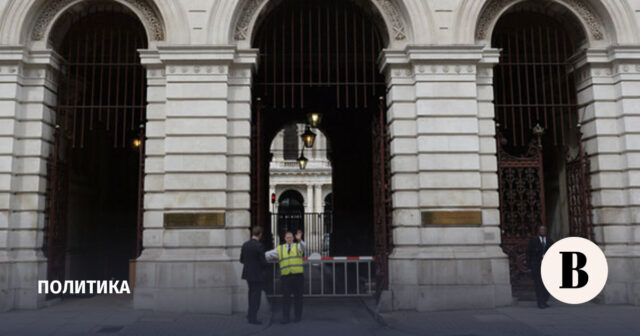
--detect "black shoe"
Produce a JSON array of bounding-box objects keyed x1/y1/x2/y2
[
  {"x1": 281, "y1": 319, "x2": 290, "y2": 324},
  {"x1": 543, "y1": 303, "x2": 550, "y2": 308},
  {"x1": 248, "y1": 320, "x2": 262, "y2": 325},
  {"x1": 537, "y1": 303, "x2": 546, "y2": 309}
]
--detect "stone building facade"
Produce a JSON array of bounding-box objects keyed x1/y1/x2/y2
[
  {"x1": 269, "y1": 124, "x2": 332, "y2": 215},
  {"x1": 0, "y1": 0, "x2": 639, "y2": 313}
]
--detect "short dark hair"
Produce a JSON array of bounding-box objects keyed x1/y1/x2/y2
[{"x1": 251, "y1": 226, "x2": 263, "y2": 237}]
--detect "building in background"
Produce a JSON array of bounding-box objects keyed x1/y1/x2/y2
[{"x1": 269, "y1": 123, "x2": 332, "y2": 254}]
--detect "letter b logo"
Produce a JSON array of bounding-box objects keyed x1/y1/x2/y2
[
  {"x1": 541, "y1": 237, "x2": 608, "y2": 304},
  {"x1": 559, "y1": 252, "x2": 589, "y2": 289}
]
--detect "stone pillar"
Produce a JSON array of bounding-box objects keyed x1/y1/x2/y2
[
  {"x1": 133, "y1": 46, "x2": 257, "y2": 314},
  {"x1": 573, "y1": 48, "x2": 640, "y2": 305},
  {"x1": 380, "y1": 46, "x2": 511, "y2": 311},
  {"x1": 0, "y1": 47, "x2": 59, "y2": 311},
  {"x1": 314, "y1": 184, "x2": 323, "y2": 213},
  {"x1": 0, "y1": 47, "x2": 16, "y2": 312},
  {"x1": 305, "y1": 184, "x2": 313, "y2": 214}
]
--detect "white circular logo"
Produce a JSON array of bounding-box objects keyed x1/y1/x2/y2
[{"x1": 541, "y1": 237, "x2": 608, "y2": 304}]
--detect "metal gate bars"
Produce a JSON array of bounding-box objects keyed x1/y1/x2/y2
[
  {"x1": 44, "y1": 10, "x2": 148, "y2": 284},
  {"x1": 492, "y1": 12, "x2": 594, "y2": 297}
]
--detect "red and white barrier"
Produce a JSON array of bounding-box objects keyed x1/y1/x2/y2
[
  {"x1": 302, "y1": 256, "x2": 375, "y2": 261},
  {"x1": 268, "y1": 256, "x2": 376, "y2": 297}
]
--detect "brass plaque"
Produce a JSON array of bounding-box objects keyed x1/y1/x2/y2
[
  {"x1": 164, "y1": 213, "x2": 225, "y2": 228},
  {"x1": 421, "y1": 211, "x2": 482, "y2": 226}
]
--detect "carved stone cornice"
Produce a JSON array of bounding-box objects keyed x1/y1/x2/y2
[{"x1": 31, "y1": 0, "x2": 165, "y2": 41}]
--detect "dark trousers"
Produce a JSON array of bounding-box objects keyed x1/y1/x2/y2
[
  {"x1": 247, "y1": 281, "x2": 263, "y2": 322},
  {"x1": 532, "y1": 267, "x2": 549, "y2": 306},
  {"x1": 281, "y1": 273, "x2": 303, "y2": 321}
]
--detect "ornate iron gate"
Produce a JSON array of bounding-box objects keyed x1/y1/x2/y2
[
  {"x1": 371, "y1": 98, "x2": 392, "y2": 297},
  {"x1": 566, "y1": 147, "x2": 594, "y2": 240},
  {"x1": 496, "y1": 129, "x2": 545, "y2": 295}
]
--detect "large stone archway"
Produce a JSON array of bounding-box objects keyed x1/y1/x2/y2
[
  {"x1": 0, "y1": 0, "x2": 164, "y2": 311},
  {"x1": 467, "y1": 0, "x2": 640, "y2": 306}
]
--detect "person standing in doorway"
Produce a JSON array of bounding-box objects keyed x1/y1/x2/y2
[
  {"x1": 240, "y1": 226, "x2": 268, "y2": 324},
  {"x1": 266, "y1": 230, "x2": 306, "y2": 324},
  {"x1": 526, "y1": 225, "x2": 554, "y2": 309}
]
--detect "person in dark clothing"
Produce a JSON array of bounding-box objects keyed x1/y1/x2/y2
[
  {"x1": 526, "y1": 225, "x2": 554, "y2": 309},
  {"x1": 240, "y1": 226, "x2": 268, "y2": 324}
]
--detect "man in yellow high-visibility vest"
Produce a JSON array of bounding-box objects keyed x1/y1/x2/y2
[{"x1": 266, "y1": 230, "x2": 306, "y2": 324}]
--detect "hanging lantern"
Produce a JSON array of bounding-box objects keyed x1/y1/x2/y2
[
  {"x1": 297, "y1": 150, "x2": 308, "y2": 170},
  {"x1": 301, "y1": 126, "x2": 316, "y2": 148},
  {"x1": 132, "y1": 138, "x2": 142, "y2": 148},
  {"x1": 306, "y1": 113, "x2": 323, "y2": 128}
]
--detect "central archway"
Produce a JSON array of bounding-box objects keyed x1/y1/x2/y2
[{"x1": 250, "y1": 0, "x2": 392, "y2": 296}]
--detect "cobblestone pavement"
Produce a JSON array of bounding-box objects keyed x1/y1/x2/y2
[{"x1": 1, "y1": 295, "x2": 639, "y2": 336}]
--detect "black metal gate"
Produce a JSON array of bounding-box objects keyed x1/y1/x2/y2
[
  {"x1": 492, "y1": 12, "x2": 593, "y2": 296},
  {"x1": 44, "y1": 10, "x2": 147, "y2": 284},
  {"x1": 44, "y1": 131, "x2": 68, "y2": 284}
]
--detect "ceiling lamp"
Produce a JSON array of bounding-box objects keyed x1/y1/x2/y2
[{"x1": 307, "y1": 113, "x2": 323, "y2": 128}]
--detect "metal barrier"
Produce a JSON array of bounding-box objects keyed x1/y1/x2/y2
[{"x1": 265, "y1": 256, "x2": 375, "y2": 297}]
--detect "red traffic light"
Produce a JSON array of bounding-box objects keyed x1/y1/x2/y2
[{"x1": 271, "y1": 193, "x2": 276, "y2": 204}]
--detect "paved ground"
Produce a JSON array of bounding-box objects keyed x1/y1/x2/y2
[
  {"x1": 1, "y1": 295, "x2": 639, "y2": 335},
  {"x1": 380, "y1": 301, "x2": 640, "y2": 336}
]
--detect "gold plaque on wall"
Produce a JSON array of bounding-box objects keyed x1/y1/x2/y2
[
  {"x1": 421, "y1": 211, "x2": 482, "y2": 226},
  {"x1": 164, "y1": 213, "x2": 225, "y2": 228}
]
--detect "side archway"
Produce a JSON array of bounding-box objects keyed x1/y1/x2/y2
[
  {"x1": 0, "y1": 0, "x2": 187, "y2": 46},
  {"x1": 454, "y1": 0, "x2": 626, "y2": 46},
  {"x1": 489, "y1": 2, "x2": 595, "y2": 298}
]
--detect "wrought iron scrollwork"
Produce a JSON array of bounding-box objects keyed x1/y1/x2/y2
[{"x1": 497, "y1": 127, "x2": 545, "y2": 296}]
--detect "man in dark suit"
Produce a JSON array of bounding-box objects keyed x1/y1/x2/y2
[
  {"x1": 526, "y1": 225, "x2": 554, "y2": 309},
  {"x1": 240, "y1": 226, "x2": 267, "y2": 324}
]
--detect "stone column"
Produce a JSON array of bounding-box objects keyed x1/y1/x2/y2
[
  {"x1": 0, "y1": 47, "x2": 17, "y2": 312},
  {"x1": 380, "y1": 46, "x2": 511, "y2": 311},
  {"x1": 314, "y1": 184, "x2": 323, "y2": 213},
  {"x1": 133, "y1": 46, "x2": 257, "y2": 314},
  {"x1": 306, "y1": 184, "x2": 313, "y2": 214},
  {"x1": 0, "y1": 47, "x2": 59, "y2": 311},
  {"x1": 573, "y1": 48, "x2": 640, "y2": 305}
]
